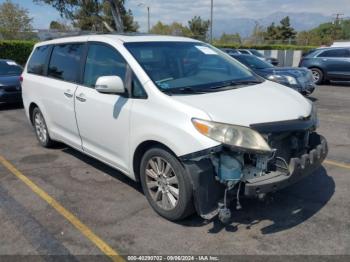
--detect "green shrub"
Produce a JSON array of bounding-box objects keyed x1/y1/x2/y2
[
  {"x1": 0, "y1": 40, "x2": 36, "y2": 65},
  {"x1": 214, "y1": 43, "x2": 317, "y2": 52}
]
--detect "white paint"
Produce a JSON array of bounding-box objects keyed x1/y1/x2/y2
[{"x1": 22, "y1": 35, "x2": 312, "y2": 181}]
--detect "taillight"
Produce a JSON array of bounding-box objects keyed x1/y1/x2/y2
[{"x1": 19, "y1": 75, "x2": 23, "y2": 83}]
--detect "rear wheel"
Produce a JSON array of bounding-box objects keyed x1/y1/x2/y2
[
  {"x1": 310, "y1": 68, "x2": 324, "y2": 85},
  {"x1": 32, "y1": 107, "x2": 55, "y2": 148},
  {"x1": 140, "y1": 146, "x2": 194, "y2": 221}
]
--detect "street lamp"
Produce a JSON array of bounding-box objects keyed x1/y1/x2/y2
[
  {"x1": 138, "y1": 3, "x2": 151, "y2": 33},
  {"x1": 210, "y1": 0, "x2": 213, "y2": 43}
]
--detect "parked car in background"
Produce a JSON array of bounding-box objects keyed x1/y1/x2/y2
[
  {"x1": 238, "y1": 49, "x2": 279, "y2": 66},
  {"x1": 22, "y1": 35, "x2": 327, "y2": 223},
  {"x1": 231, "y1": 54, "x2": 315, "y2": 95},
  {"x1": 299, "y1": 47, "x2": 350, "y2": 84},
  {"x1": 0, "y1": 59, "x2": 23, "y2": 104},
  {"x1": 219, "y1": 48, "x2": 240, "y2": 55}
]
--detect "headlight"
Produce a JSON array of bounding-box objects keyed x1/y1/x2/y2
[
  {"x1": 285, "y1": 75, "x2": 297, "y2": 85},
  {"x1": 192, "y1": 118, "x2": 271, "y2": 153},
  {"x1": 267, "y1": 74, "x2": 284, "y2": 82}
]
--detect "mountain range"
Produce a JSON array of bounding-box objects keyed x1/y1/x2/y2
[{"x1": 213, "y1": 12, "x2": 333, "y2": 38}]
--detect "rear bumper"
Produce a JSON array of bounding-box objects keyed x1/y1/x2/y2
[
  {"x1": 244, "y1": 134, "x2": 328, "y2": 197},
  {"x1": 0, "y1": 90, "x2": 22, "y2": 103}
]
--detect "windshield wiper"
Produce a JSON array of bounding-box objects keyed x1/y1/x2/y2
[
  {"x1": 209, "y1": 79, "x2": 263, "y2": 90},
  {"x1": 162, "y1": 86, "x2": 207, "y2": 95}
]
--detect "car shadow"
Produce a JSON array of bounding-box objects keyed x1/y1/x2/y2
[
  {"x1": 61, "y1": 146, "x2": 143, "y2": 194},
  {"x1": 328, "y1": 81, "x2": 350, "y2": 87},
  {"x1": 0, "y1": 102, "x2": 23, "y2": 111},
  {"x1": 54, "y1": 146, "x2": 334, "y2": 235},
  {"x1": 180, "y1": 166, "x2": 335, "y2": 235}
]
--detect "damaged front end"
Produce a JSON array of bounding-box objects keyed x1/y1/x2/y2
[{"x1": 181, "y1": 116, "x2": 328, "y2": 223}]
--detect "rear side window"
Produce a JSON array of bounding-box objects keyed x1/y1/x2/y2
[
  {"x1": 318, "y1": 49, "x2": 350, "y2": 58},
  {"x1": 27, "y1": 45, "x2": 51, "y2": 75},
  {"x1": 83, "y1": 43, "x2": 127, "y2": 87},
  {"x1": 48, "y1": 44, "x2": 84, "y2": 82}
]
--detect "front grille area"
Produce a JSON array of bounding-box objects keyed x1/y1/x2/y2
[{"x1": 267, "y1": 131, "x2": 309, "y2": 161}]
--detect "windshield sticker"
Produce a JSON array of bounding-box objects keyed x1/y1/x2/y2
[
  {"x1": 140, "y1": 49, "x2": 154, "y2": 60},
  {"x1": 195, "y1": 46, "x2": 218, "y2": 55},
  {"x1": 6, "y1": 61, "x2": 17, "y2": 66}
]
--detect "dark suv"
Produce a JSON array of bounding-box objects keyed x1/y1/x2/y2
[{"x1": 299, "y1": 47, "x2": 350, "y2": 84}]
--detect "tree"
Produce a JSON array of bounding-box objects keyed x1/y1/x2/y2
[
  {"x1": 265, "y1": 22, "x2": 279, "y2": 41},
  {"x1": 277, "y1": 16, "x2": 296, "y2": 41},
  {"x1": 0, "y1": 0, "x2": 33, "y2": 40},
  {"x1": 188, "y1": 16, "x2": 210, "y2": 41},
  {"x1": 216, "y1": 33, "x2": 241, "y2": 44},
  {"x1": 34, "y1": 0, "x2": 138, "y2": 32},
  {"x1": 296, "y1": 19, "x2": 350, "y2": 46},
  {"x1": 250, "y1": 21, "x2": 265, "y2": 44},
  {"x1": 150, "y1": 21, "x2": 192, "y2": 37},
  {"x1": 49, "y1": 20, "x2": 71, "y2": 30}
]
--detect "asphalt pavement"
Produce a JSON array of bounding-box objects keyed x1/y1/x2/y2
[{"x1": 0, "y1": 84, "x2": 349, "y2": 261}]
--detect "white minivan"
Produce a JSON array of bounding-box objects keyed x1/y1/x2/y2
[{"x1": 22, "y1": 34, "x2": 327, "y2": 222}]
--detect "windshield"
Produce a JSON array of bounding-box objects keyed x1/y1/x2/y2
[
  {"x1": 249, "y1": 49, "x2": 264, "y2": 58},
  {"x1": 124, "y1": 42, "x2": 262, "y2": 93},
  {"x1": 0, "y1": 61, "x2": 22, "y2": 76},
  {"x1": 234, "y1": 55, "x2": 274, "y2": 70}
]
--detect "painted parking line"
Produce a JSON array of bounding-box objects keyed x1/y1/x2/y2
[
  {"x1": 0, "y1": 155, "x2": 124, "y2": 262},
  {"x1": 324, "y1": 159, "x2": 350, "y2": 170}
]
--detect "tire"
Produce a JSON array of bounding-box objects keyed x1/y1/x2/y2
[
  {"x1": 140, "y1": 146, "x2": 194, "y2": 221},
  {"x1": 310, "y1": 68, "x2": 324, "y2": 85},
  {"x1": 32, "y1": 107, "x2": 55, "y2": 148}
]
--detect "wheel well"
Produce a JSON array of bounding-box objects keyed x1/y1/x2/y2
[
  {"x1": 132, "y1": 140, "x2": 177, "y2": 182},
  {"x1": 309, "y1": 67, "x2": 325, "y2": 77},
  {"x1": 29, "y1": 102, "x2": 38, "y2": 125}
]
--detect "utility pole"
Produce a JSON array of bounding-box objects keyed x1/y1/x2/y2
[
  {"x1": 147, "y1": 6, "x2": 150, "y2": 33},
  {"x1": 331, "y1": 13, "x2": 344, "y2": 41},
  {"x1": 210, "y1": 0, "x2": 213, "y2": 43},
  {"x1": 138, "y1": 2, "x2": 151, "y2": 33}
]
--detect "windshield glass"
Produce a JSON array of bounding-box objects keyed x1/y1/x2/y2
[
  {"x1": 0, "y1": 61, "x2": 22, "y2": 76},
  {"x1": 249, "y1": 49, "x2": 264, "y2": 58},
  {"x1": 234, "y1": 55, "x2": 274, "y2": 70},
  {"x1": 124, "y1": 42, "x2": 262, "y2": 93}
]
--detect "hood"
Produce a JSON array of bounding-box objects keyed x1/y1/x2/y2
[
  {"x1": 257, "y1": 67, "x2": 309, "y2": 78},
  {"x1": 0, "y1": 75, "x2": 21, "y2": 86},
  {"x1": 171, "y1": 81, "x2": 312, "y2": 127}
]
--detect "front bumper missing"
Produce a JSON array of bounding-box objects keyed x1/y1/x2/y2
[
  {"x1": 181, "y1": 133, "x2": 328, "y2": 220},
  {"x1": 244, "y1": 134, "x2": 327, "y2": 197}
]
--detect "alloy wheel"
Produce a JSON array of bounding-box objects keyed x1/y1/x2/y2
[
  {"x1": 145, "y1": 157, "x2": 179, "y2": 210},
  {"x1": 34, "y1": 112, "x2": 47, "y2": 143},
  {"x1": 311, "y1": 70, "x2": 320, "y2": 83}
]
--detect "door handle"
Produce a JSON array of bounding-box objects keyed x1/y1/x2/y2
[
  {"x1": 64, "y1": 90, "x2": 73, "y2": 98},
  {"x1": 76, "y1": 93, "x2": 86, "y2": 102}
]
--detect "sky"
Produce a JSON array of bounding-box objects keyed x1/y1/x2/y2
[{"x1": 1, "y1": 0, "x2": 350, "y2": 32}]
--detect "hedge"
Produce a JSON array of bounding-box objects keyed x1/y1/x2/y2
[
  {"x1": 0, "y1": 40, "x2": 317, "y2": 66},
  {"x1": 0, "y1": 40, "x2": 36, "y2": 65},
  {"x1": 214, "y1": 43, "x2": 317, "y2": 52}
]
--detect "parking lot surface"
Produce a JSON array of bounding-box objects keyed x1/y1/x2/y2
[{"x1": 0, "y1": 84, "x2": 350, "y2": 259}]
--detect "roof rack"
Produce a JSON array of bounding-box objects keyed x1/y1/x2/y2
[{"x1": 36, "y1": 30, "x2": 158, "y2": 41}]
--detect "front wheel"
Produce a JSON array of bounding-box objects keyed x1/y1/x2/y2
[
  {"x1": 140, "y1": 147, "x2": 194, "y2": 221},
  {"x1": 310, "y1": 68, "x2": 324, "y2": 85}
]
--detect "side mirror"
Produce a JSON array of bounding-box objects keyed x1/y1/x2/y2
[{"x1": 95, "y1": 76, "x2": 125, "y2": 94}]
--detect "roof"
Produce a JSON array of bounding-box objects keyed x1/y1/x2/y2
[{"x1": 35, "y1": 34, "x2": 200, "y2": 47}]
